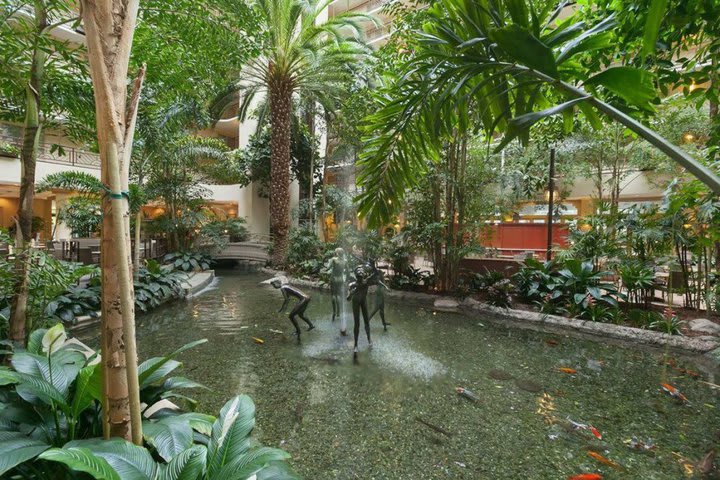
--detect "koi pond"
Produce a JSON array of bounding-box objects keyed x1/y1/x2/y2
[{"x1": 87, "y1": 271, "x2": 719, "y2": 478}]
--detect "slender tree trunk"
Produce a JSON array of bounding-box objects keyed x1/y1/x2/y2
[
  {"x1": 80, "y1": 0, "x2": 143, "y2": 444},
  {"x1": 304, "y1": 99, "x2": 315, "y2": 226},
  {"x1": 133, "y1": 169, "x2": 143, "y2": 277},
  {"x1": 269, "y1": 81, "x2": 292, "y2": 266},
  {"x1": 9, "y1": 1, "x2": 47, "y2": 346}
]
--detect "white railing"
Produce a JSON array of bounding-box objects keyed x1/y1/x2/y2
[{"x1": 0, "y1": 134, "x2": 100, "y2": 169}]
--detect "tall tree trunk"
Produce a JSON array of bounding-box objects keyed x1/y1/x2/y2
[
  {"x1": 9, "y1": 1, "x2": 47, "y2": 346},
  {"x1": 321, "y1": 110, "x2": 332, "y2": 241},
  {"x1": 80, "y1": 0, "x2": 143, "y2": 444},
  {"x1": 304, "y1": 99, "x2": 315, "y2": 227},
  {"x1": 269, "y1": 81, "x2": 292, "y2": 266}
]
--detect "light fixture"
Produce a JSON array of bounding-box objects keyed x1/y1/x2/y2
[{"x1": 683, "y1": 132, "x2": 695, "y2": 143}]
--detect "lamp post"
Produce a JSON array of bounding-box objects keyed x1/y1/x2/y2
[{"x1": 546, "y1": 148, "x2": 556, "y2": 261}]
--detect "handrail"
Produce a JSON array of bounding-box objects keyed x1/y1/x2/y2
[{"x1": 0, "y1": 133, "x2": 100, "y2": 169}]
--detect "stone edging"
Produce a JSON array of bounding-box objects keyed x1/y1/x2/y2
[{"x1": 262, "y1": 268, "x2": 720, "y2": 362}]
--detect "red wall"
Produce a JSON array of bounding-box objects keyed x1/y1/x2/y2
[{"x1": 480, "y1": 223, "x2": 568, "y2": 255}]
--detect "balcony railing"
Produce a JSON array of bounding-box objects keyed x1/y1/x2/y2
[
  {"x1": 0, "y1": 134, "x2": 100, "y2": 170},
  {"x1": 366, "y1": 23, "x2": 391, "y2": 42}
]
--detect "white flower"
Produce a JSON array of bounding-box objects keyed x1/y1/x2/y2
[{"x1": 41, "y1": 323, "x2": 67, "y2": 355}]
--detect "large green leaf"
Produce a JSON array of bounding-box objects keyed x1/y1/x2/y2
[
  {"x1": 207, "y1": 395, "x2": 256, "y2": 477},
  {"x1": 213, "y1": 447, "x2": 292, "y2": 480},
  {"x1": 642, "y1": 0, "x2": 668, "y2": 58},
  {"x1": 26, "y1": 328, "x2": 48, "y2": 355},
  {"x1": 0, "y1": 369, "x2": 70, "y2": 412},
  {"x1": 490, "y1": 25, "x2": 557, "y2": 78},
  {"x1": 555, "y1": 14, "x2": 617, "y2": 63},
  {"x1": 143, "y1": 416, "x2": 194, "y2": 462},
  {"x1": 65, "y1": 438, "x2": 157, "y2": 480},
  {"x1": 495, "y1": 96, "x2": 589, "y2": 151},
  {"x1": 139, "y1": 359, "x2": 182, "y2": 388},
  {"x1": 256, "y1": 461, "x2": 302, "y2": 480},
  {"x1": 0, "y1": 431, "x2": 51, "y2": 476},
  {"x1": 178, "y1": 412, "x2": 216, "y2": 436},
  {"x1": 157, "y1": 445, "x2": 207, "y2": 480},
  {"x1": 11, "y1": 350, "x2": 85, "y2": 396},
  {"x1": 39, "y1": 446, "x2": 120, "y2": 480},
  {"x1": 71, "y1": 363, "x2": 102, "y2": 419},
  {"x1": 583, "y1": 66, "x2": 656, "y2": 109},
  {"x1": 138, "y1": 339, "x2": 207, "y2": 388}
]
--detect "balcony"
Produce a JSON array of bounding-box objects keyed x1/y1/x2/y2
[
  {"x1": 0, "y1": 134, "x2": 100, "y2": 170},
  {"x1": 366, "y1": 23, "x2": 391, "y2": 43},
  {"x1": 329, "y1": 0, "x2": 391, "y2": 16}
]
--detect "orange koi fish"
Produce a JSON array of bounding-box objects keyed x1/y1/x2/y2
[
  {"x1": 589, "y1": 425, "x2": 602, "y2": 440},
  {"x1": 252, "y1": 337, "x2": 265, "y2": 344},
  {"x1": 587, "y1": 451, "x2": 624, "y2": 470},
  {"x1": 568, "y1": 474, "x2": 602, "y2": 480},
  {"x1": 557, "y1": 367, "x2": 577, "y2": 374},
  {"x1": 545, "y1": 339, "x2": 559, "y2": 347},
  {"x1": 661, "y1": 383, "x2": 688, "y2": 403}
]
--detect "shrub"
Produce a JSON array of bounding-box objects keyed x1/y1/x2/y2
[
  {"x1": 286, "y1": 227, "x2": 330, "y2": 277},
  {"x1": 0, "y1": 326, "x2": 298, "y2": 479},
  {"x1": 648, "y1": 307, "x2": 684, "y2": 335},
  {"x1": 514, "y1": 258, "x2": 624, "y2": 319},
  {"x1": 57, "y1": 197, "x2": 102, "y2": 237},
  {"x1": 163, "y1": 251, "x2": 212, "y2": 272},
  {"x1": 472, "y1": 270, "x2": 513, "y2": 308},
  {"x1": 1, "y1": 249, "x2": 99, "y2": 334},
  {"x1": 134, "y1": 260, "x2": 187, "y2": 312},
  {"x1": 45, "y1": 282, "x2": 101, "y2": 324},
  {"x1": 201, "y1": 217, "x2": 249, "y2": 244}
]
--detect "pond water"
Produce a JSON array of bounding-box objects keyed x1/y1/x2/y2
[{"x1": 94, "y1": 272, "x2": 720, "y2": 478}]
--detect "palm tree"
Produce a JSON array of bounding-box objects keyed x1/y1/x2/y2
[
  {"x1": 357, "y1": 0, "x2": 720, "y2": 227},
  {"x1": 216, "y1": 0, "x2": 375, "y2": 266}
]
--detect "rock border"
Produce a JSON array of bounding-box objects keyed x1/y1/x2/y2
[{"x1": 263, "y1": 268, "x2": 720, "y2": 363}]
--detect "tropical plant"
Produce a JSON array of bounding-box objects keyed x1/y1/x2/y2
[
  {"x1": 57, "y1": 197, "x2": 103, "y2": 238},
  {"x1": 513, "y1": 257, "x2": 622, "y2": 317},
  {"x1": 483, "y1": 277, "x2": 514, "y2": 309},
  {"x1": 134, "y1": 260, "x2": 187, "y2": 313},
  {"x1": 214, "y1": 0, "x2": 376, "y2": 266},
  {"x1": 512, "y1": 257, "x2": 559, "y2": 303},
  {"x1": 1, "y1": 0, "x2": 94, "y2": 346},
  {"x1": 0, "y1": 326, "x2": 298, "y2": 479},
  {"x1": 580, "y1": 302, "x2": 619, "y2": 323},
  {"x1": 557, "y1": 213, "x2": 622, "y2": 269},
  {"x1": 163, "y1": 252, "x2": 212, "y2": 273},
  {"x1": 618, "y1": 260, "x2": 656, "y2": 307},
  {"x1": 557, "y1": 259, "x2": 622, "y2": 310},
  {"x1": 286, "y1": 227, "x2": 330, "y2": 277},
  {"x1": 356, "y1": 0, "x2": 720, "y2": 228},
  {"x1": 37, "y1": 171, "x2": 104, "y2": 194},
  {"x1": 200, "y1": 217, "x2": 250, "y2": 245},
  {"x1": 648, "y1": 307, "x2": 684, "y2": 335},
  {"x1": 44, "y1": 283, "x2": 102, "y2": 325},
  {"x1": 0, "y1": 250, "x2": 98, "y2": 337}
]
